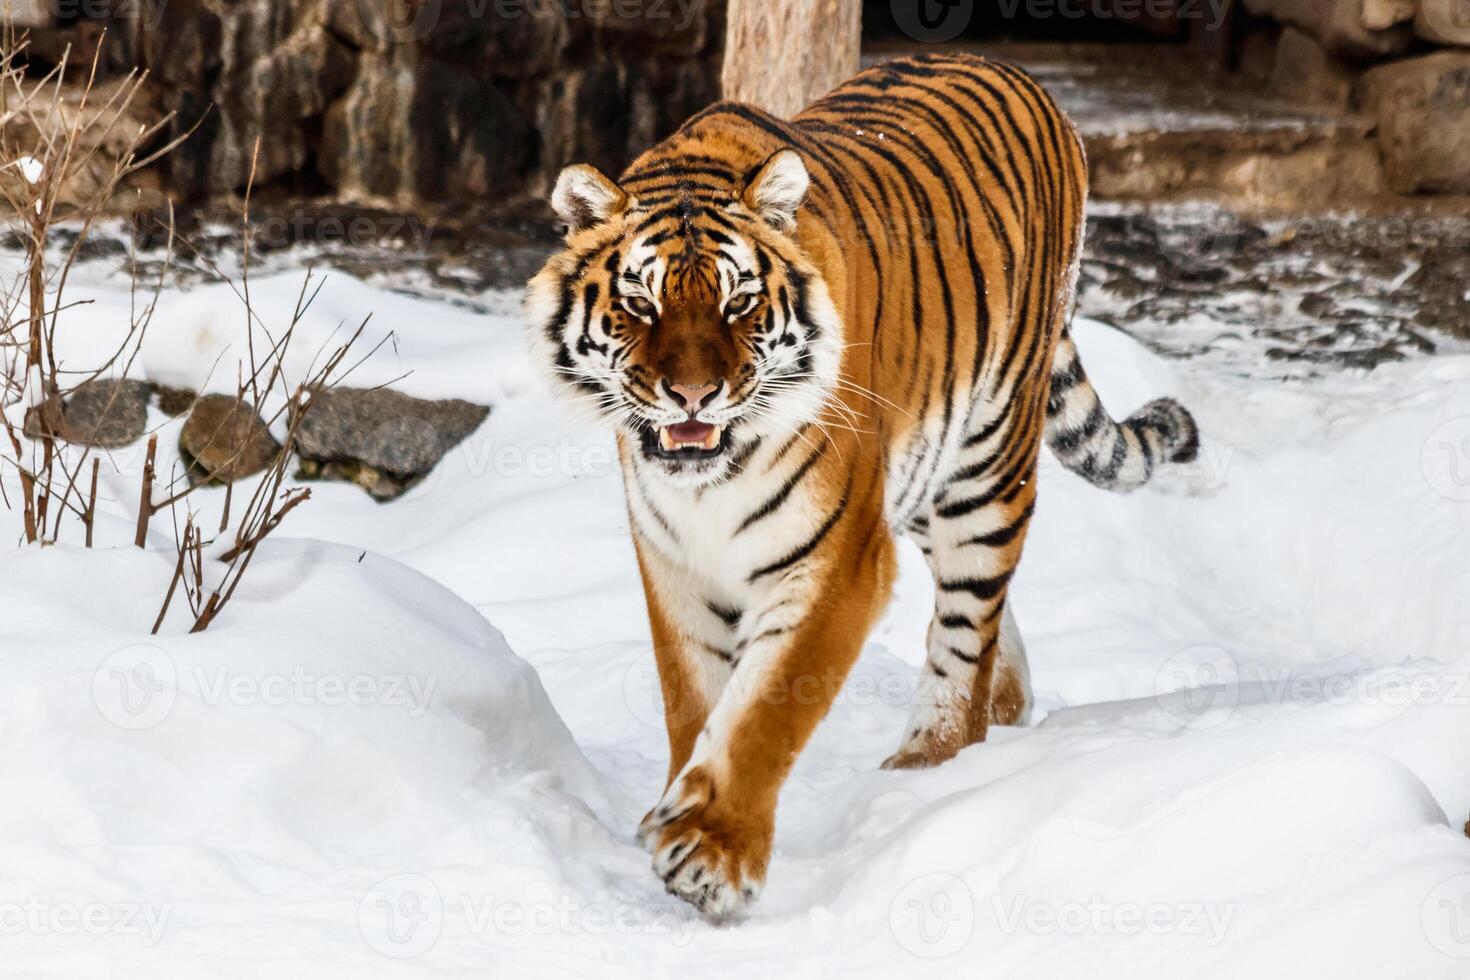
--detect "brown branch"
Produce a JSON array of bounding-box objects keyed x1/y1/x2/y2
[
  {"x1": 152, "y1": 517, "x2": 194, "y2": 635},
  {"x1": 216, "y1": 489, "x2": 310, "y2": 565},
  {"x1": 84, "y1": 457, "x2": 97, "y2": 547},
  {"x1": 133, "y1": 433, "x2": 155, "y2": 548}
]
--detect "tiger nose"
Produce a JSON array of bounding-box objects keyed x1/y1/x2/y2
[{"x1": 664, "y1": 380, "x2": 721, "y2": 414}]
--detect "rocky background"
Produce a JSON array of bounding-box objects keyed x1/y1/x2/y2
[
  {"x1": 14, "y1": 0, "x2": 727, "y2": 212},
  {"x1": 1243, "y1": 0, "x2": 1470, "y2": 197},
  {"x1": 6, "y1": 0, "x2": 1469, "y2": 213},
  {"x1": 5, "y1": 0, "x2": 1466, "y2": 501}
]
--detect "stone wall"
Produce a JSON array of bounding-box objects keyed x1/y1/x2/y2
[
  {"x1": 1247, "y1": 0, "x2": 1470, "y2": 194},
  {"x1": 91, "y1": 0, "x2": 726, "y2": 208}
]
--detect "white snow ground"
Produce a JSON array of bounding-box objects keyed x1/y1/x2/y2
[{"x1": 3, "y1": 259, "x2": 1470, "y2": 979}]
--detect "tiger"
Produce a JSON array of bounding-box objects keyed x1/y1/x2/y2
[{"x1": 526, "y1": 51, "x2": 1199, "y2": 917}]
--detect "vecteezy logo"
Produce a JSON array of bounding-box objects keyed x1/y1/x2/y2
[
  {"x1": 358, "y1": 874, "x2": 443, "y2": 959},
  {"x1": 1153, "y1": 644, "x2": 1242, "y2": 730},
  {"x1": 889, "y1": 873, "x2": 975, "y2": 959},
  {"x1": 1422, "y1": 873, "x2": 1470, "y2": 959},
  {"x1": 621, "y1": 656, "x2": 704, "y2": 729},
  {"x1": 92, "y1": 645, "x2": 178, "y2": 730},
  {"x1": 891, "y1": 0, "x2": 974, "y2": 43},
  {"x1": 1422, "y1": 417, "x2": 1470, "y2": 502}
]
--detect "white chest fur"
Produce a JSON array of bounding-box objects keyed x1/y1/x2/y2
[{"x1": 625, "y1": 441, "x2": 828, "y2": 620}]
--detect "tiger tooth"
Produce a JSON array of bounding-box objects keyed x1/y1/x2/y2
[
  {"x1": 702, "y1": 425, "x2": 723, "y2": 450},
  {"x1": 659, "y1": 427, "x2": 676, "y2": 451}
]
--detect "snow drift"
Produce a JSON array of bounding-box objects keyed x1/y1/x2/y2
[{"x1": 1, "y1": 256, "x2": 1469, "y2": 978}]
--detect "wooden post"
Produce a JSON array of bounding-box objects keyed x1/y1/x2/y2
[{"x1": 721, "y1": 0, "x2": 862, "y2": 119}]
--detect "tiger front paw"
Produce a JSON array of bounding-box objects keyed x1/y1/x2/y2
[{"x1": 638, "y1": 766, "x2": 772, "y2": 918}]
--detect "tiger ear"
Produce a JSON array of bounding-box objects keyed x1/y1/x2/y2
[
  {"x1": 741, "y1": 149, "x2": 808, "y2": 233},
  {"x1": 551, "y1": 164, "x2": 628, "y2": 234}
]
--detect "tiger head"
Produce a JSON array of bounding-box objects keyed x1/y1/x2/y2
[{"x1": 526, "y1": 149, "x2": 843, "y2": 487}]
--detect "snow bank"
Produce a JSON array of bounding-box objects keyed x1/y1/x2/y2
[
  {"x1": 2, "y1": 257, "x2": 1469, "y2": 978},
  {"x1": 0, "y1": 543, "x2": 606, "y2": 976}
]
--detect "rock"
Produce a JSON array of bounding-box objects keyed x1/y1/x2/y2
[
  {"x1": 1242, "y1": 0, "x2": 1413, "y2": 57},
  {"x1": 1405, "y1": 243, "x2": 1470, "y2": 338},
  {"x1": 294, "y1": 457, "x2": 418, "y2": 501},
  {"x1": 151, "y1": 385, "x2": 199, "y2": 417},
  {"x1": 292, "y1": 388, "x2": 489, "y2": 501},
  {"x1": 1237, "y1": 27, "x2": 1284, "y2": 86},
  {"x1": 1416, "y1": 0, "x2": 1470, "y2": 44},
  {"x1": 129, "y1": 2, "x2": 357, "y2": 195},
  {"x1": 419, "y1": 0, "x2": 569, "y2": 76},
  {"x1": 2, "y1": 0, "x2": 49, "y2": 28},
  {"x1": 96, "y1": 0, "x2": 724, "y2": 206},
  {"x1": 1360, "y1": 52, "x2": 1470, "y2": 194},
  {"x1": 129, "y1": 201, "x2": 194, "y2": 252},
  {"x1": 590, "y1": 0, "x2": 713, "y2": 57},
  {"x1": 179, "y1": 394, "x2": 281, "y2": 485},
  {"x1": 23, "y1": 379, "x2": 151, "y2": 448},
  {"x1": 0, "y1": 75, "x2": 160, "y2": 212},
  {"x1": 319, "y1": 48, "x2": 533, "y2": 203},
  {"x1": 1362, "y1": 0, "x2": 1418, "y2": 31},
  {"x1": 25, "y1": 19, "x2": 108, "y2": 72},
  {"x1": 533, "y1": 60, "x2": 721, "y2": 193},
  {"x1": 1085, "y1": 124, "x2": 1387, "y2": 213},
  {"x1": 1271, "y1": 28, "x2": 1358, "y2": 107}
]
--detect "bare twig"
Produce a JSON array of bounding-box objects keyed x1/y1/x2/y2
[
  {"x1": 133, "y1": 433, "x2": 155, "y2": 548},
  {"x1": 84, "y1": 456, "x2": 97, "y2": 547},
  {"x1": 152, "y1": 516, "x2": 194, "y2": 634}
]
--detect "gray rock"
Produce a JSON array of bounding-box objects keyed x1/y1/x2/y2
[
  {"x1": 292, "y1": 388, "x2": 489, "y2": 500},
  {"x1": 24, "y1": 379, "x2": 150, "y2": 448},
  {"x1": 1361, "y1": 52, "x2": 1470, "y2": 194}
]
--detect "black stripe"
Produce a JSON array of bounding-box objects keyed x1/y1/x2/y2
[
  {"x1": 1050, "y1": 402, "x2": 1107, "y2": 455},
  {"x1": 705, "y1": 599, "x2": 742, "y2": 629},
  {"x1": 958, "y1": 502, "x2": 1034, "y2": 549},
  {"x1": 736, "y1": 446, "x2": 825, "y2": 534},
  {"x1": 945, "y1": 646, "x2": 980, "y2": 665},
  {"x1": 748, "y1": 488, "x2": 850, "y2": 583},
  {"x1": 938, "y1": 571, "x2": 1013, "y2": 602}
]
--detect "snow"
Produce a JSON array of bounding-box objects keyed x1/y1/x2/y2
[{"x1": 3, "y1": 254, "x2": 1470, "y2": 978}]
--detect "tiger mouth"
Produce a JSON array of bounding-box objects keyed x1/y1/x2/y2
[{"x1": 642, "y1": 420, "x2": 729, "y2": 460}]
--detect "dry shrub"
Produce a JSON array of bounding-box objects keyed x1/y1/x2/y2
[{"x1": 0, "y1": 32, "x2": 378, "y2": 633}]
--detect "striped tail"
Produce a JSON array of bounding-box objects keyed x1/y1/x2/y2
[{"x1": 1045, "y1": 331, "x2": 1199, "y2": 493}]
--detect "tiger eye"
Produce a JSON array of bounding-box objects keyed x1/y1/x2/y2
[
  {"x1": 622, "y1": 296, "x2": 656, "y2": 320},
  {"x1": 725, "y1": 293, "x2": 759, "y2": 318}
]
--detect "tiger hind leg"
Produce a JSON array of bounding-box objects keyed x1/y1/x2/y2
[
  {"x1": 882, "y1": 446, "x2": 1039, "y2": 770},
  {"x1": 991, "y1": 603, "x2": 1033, "y2": 728}
]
